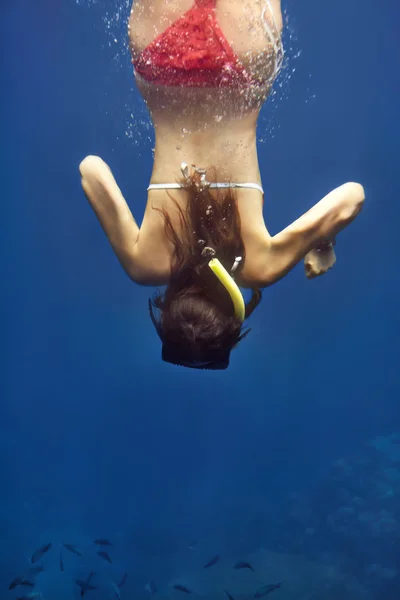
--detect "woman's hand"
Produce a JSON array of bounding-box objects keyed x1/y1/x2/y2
[{"x1": 304, "y1": 242, "x2": 336, "y2": 279}]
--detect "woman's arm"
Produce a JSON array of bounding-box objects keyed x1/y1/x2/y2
[
  {"x1": 256, "y1": 182, "x2": 365, "y2": 286},
  {"x1": 79, "y1": 155, "x2": 142, "y2": 281}
]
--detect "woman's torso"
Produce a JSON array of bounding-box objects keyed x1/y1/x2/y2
[{"x1": 128, "y1": 0, "x2": 283, "y2": 287}]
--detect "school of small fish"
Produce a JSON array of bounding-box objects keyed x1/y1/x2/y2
[
  {"x1": 7, "y1": 538, "x2": 282, "y2": 599},
  {"x1": 8, "y1": 538, "x2": 126, "y2": 600}
]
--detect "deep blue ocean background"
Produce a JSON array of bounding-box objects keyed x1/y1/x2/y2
[{"x1": 2, "y1": 0, "x2": 400, "y2": 598}]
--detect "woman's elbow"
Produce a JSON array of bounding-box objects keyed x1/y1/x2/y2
[
  {"x1": 79, "y1": 155, "x2": 106, "y2": 179},
  {"x1": 340, "y1": 182, "x2": 365, "y2": 221}
]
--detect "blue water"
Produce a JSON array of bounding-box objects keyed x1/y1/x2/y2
[{"x1": 2, "y1": 0, "x2": 399, "y2": 598}]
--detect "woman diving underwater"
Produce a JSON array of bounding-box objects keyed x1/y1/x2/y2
[{"x1": 79, "y1": 0, "x2": 365, "y2": 370}]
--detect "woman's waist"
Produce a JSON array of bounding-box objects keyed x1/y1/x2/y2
[{"x1": 151, "y1": 136, "x2": 261, "y2": 184}]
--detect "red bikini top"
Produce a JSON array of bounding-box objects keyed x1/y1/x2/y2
[{"x1": 132, "y1": 0, "x2": 257, "y2": 88}]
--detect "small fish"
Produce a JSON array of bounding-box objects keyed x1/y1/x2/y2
[
  {"x1": 60, "y1": 551, "x2": 64, "y2": 572},
  {"x1": 224, "y1": 591, "x2": 235, "y2": 600},
  {"x1": 76, "y1": 571, "x2": 97, "y2": 597},
  {"x1": 111, "y1": 581, "x2": 121, "y2": 600},
  {"x1": 173, "y1": 584, "x2": 192, "y2": 594},
  {"x1": 20, "y1": 580, "x2": 35, "y2": 587},
  {"x1": 16, "y1": 594, "x2": 42, "y2": 600},
  {"x1": 63, "y1": 543, "x2": 83, "y2": 556},
  {"x1": 117, "y1": 572, "x2": 128, "y2": 588},
  {"x1": 93, "y1": 538, "x2": 113, "y2": 546},
  {"x1": 97, "y1": 550, "x2": 112, "y2": 563},
  {"x1": 233, "y1": 560, "x2": 254, "y2": 572},
  {"x1": 188, "y1": 540, "x2": 198, "y2": 550},
  {"x1": 204, "y1": 555, "x2": 220, "y2": 568},
  {"x1": 27, "y1": 566, "x2": 44, "y2": 576},
  {"x1": 254, "y1": 583, "x2": 282, "y2": 597},
  {"x1": 9, "y1": 576, "x2": 23, "y2": 590},
  {"x1": 30, "y1": 543, "x2": 52, "y2": 563},
  {"x1": 145, "y1": 580, "x2": 157, "y2": 595}
]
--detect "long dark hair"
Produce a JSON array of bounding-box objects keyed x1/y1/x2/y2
[{"x1": 149, "y1": 167, "x2": 262, "y2": 369}]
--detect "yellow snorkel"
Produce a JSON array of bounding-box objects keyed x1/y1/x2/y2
[
  {"x1": 181, "y1": 162, "x2": 246, "y2": 324},
  {"x1": 208, "y1": 257, "x2": 245, "y2": 323}
]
